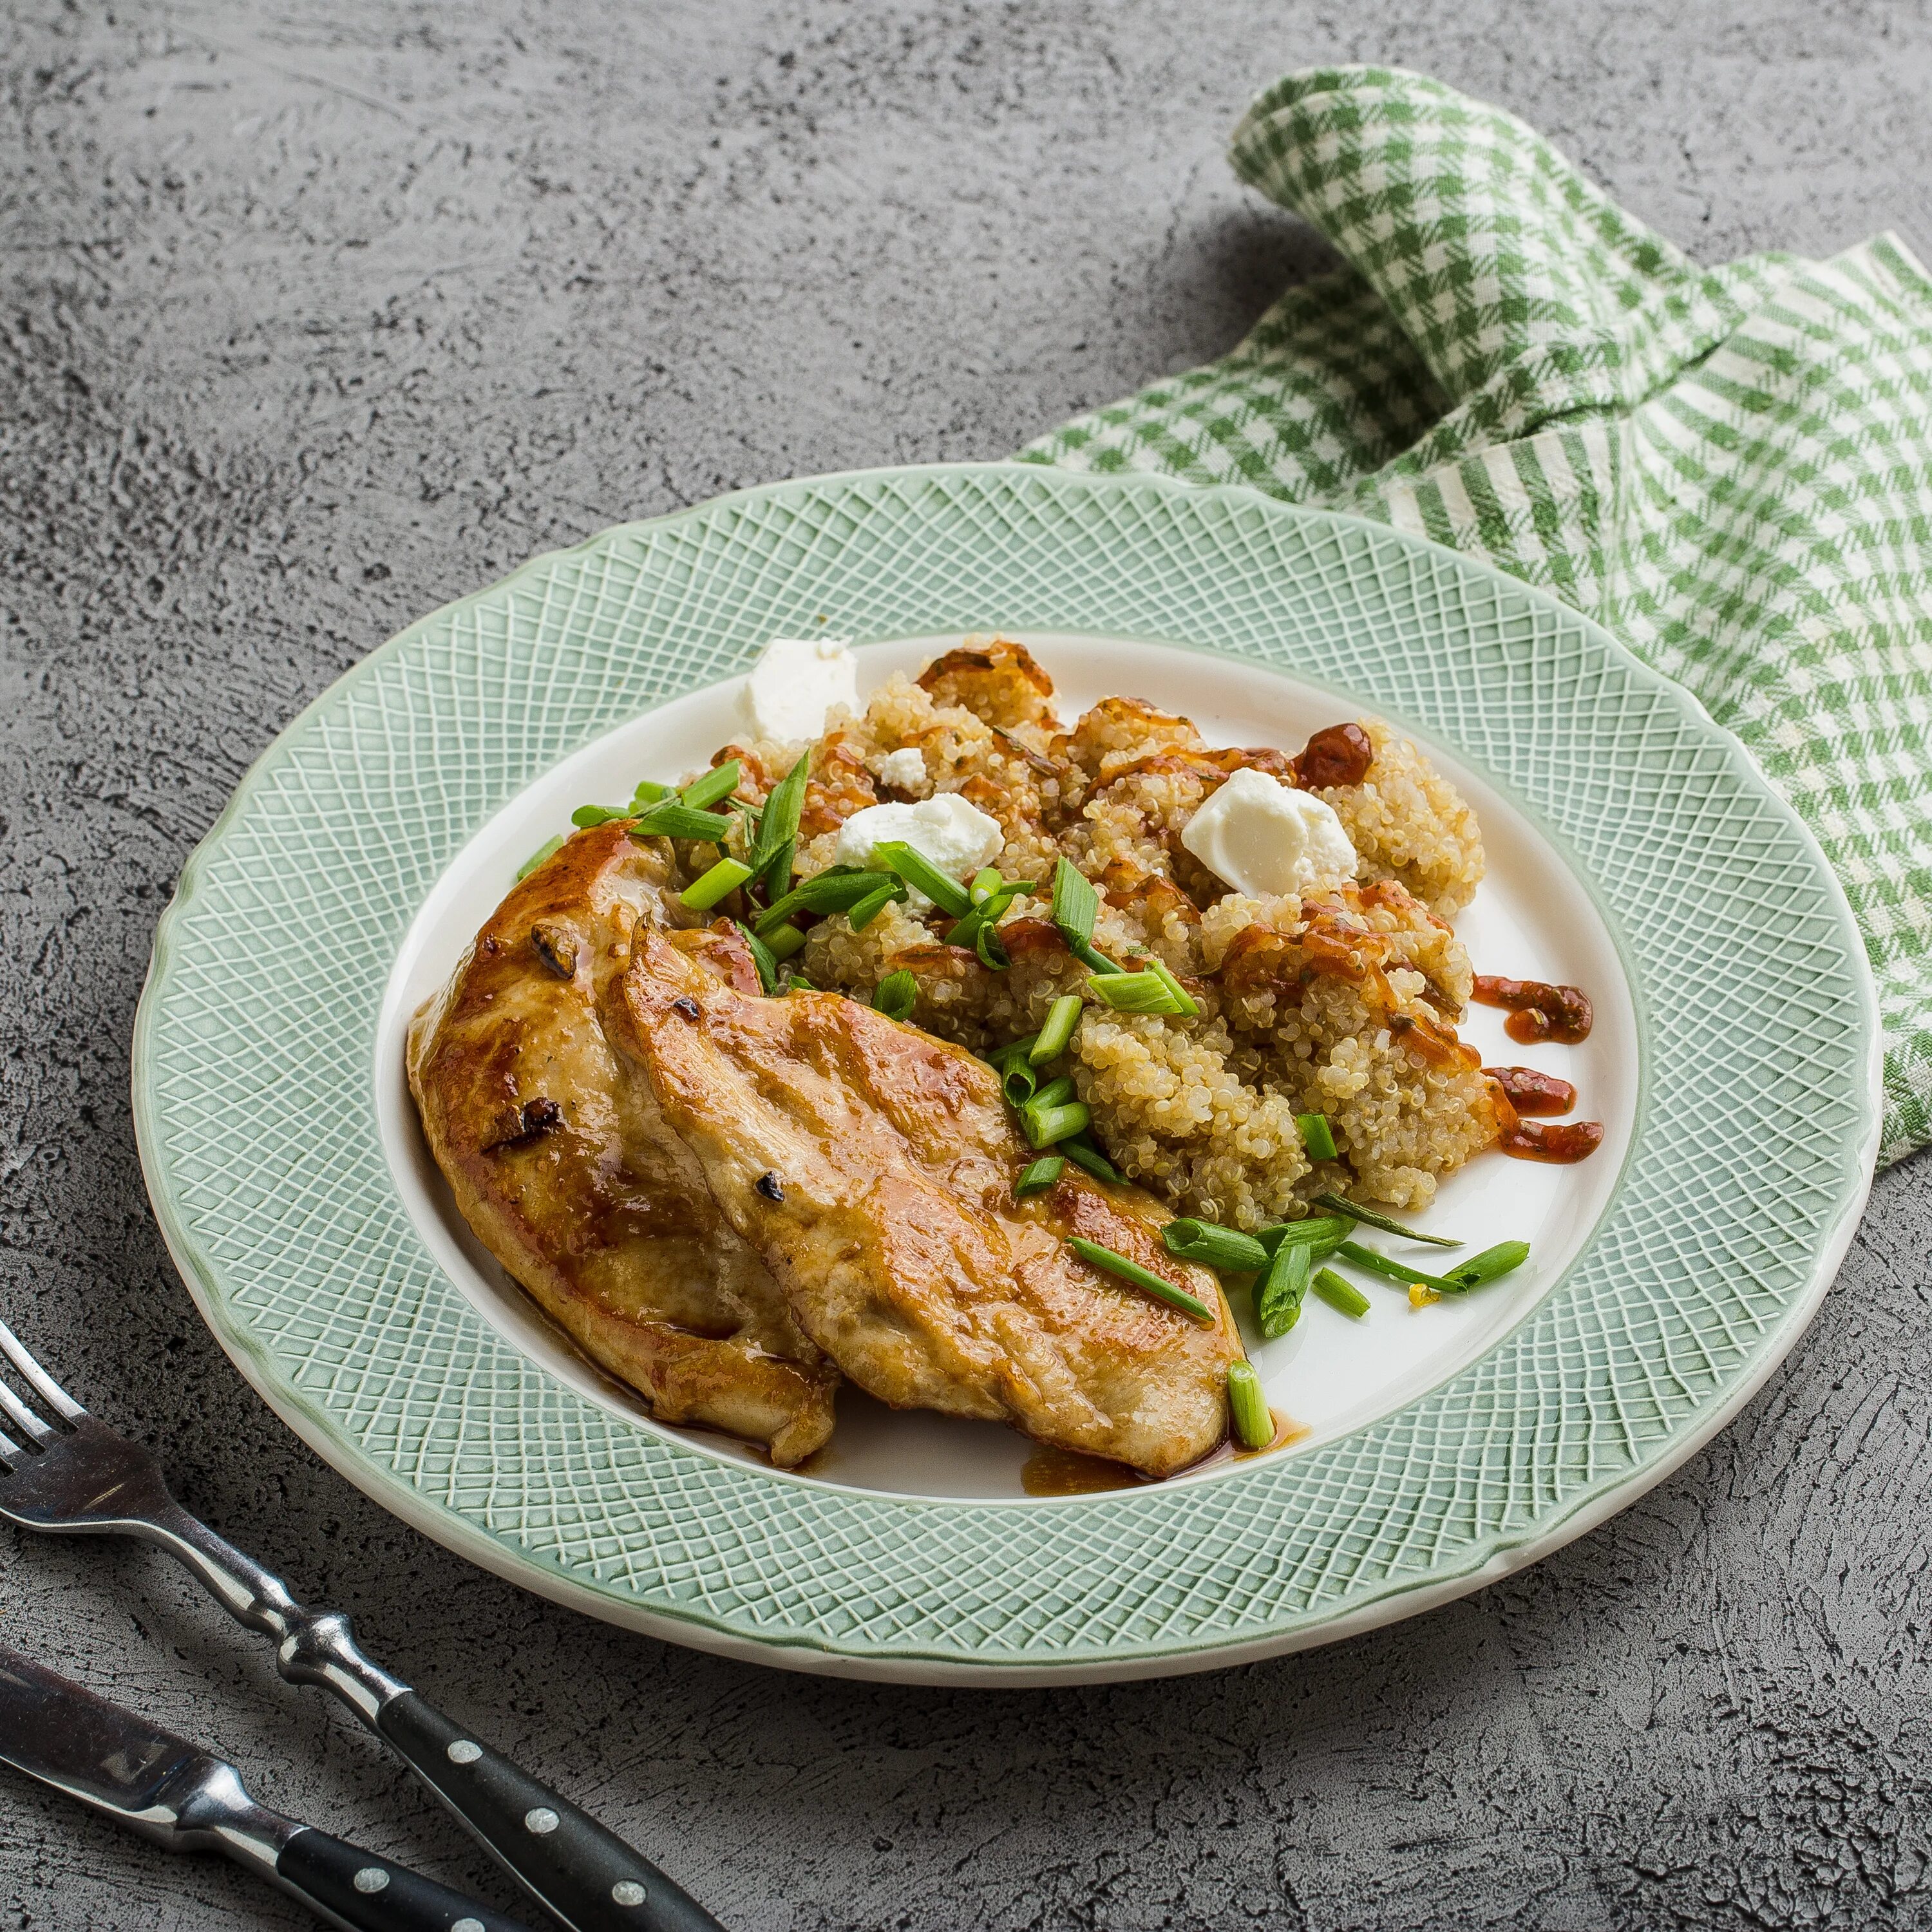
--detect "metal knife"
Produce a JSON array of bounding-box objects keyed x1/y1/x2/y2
[{"x1": 0, "y1": 1643, "x2": 536, "y2": 1932}]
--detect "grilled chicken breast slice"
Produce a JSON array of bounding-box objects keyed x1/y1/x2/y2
[
  {"x1": 609, "y1": 927, "x2": 1242, "y2": 1477},
  {"x1": 406, "y1": 823, "x2": 838, "y2": 1466}
]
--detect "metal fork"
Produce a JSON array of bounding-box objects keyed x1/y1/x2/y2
[{"x1": 0, "y1": 1316, "x2": 724, "y2": 1932}]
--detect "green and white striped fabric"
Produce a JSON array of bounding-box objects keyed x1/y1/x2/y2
[{"x1": 1023, "y1": 66, "x2": 1932, "y2": 1166}]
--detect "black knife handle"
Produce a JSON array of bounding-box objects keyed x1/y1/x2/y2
[
  {"x1": 375, "y1": 1690, "x2": 724, "y2": 1932},
  {"x1": 277, "y1": 1827, "x2": 536, "y2": 1932}
]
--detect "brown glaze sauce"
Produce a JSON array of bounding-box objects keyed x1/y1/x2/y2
[
  {"x1": 1293, "y1": 721, "x2": 1375, "y2": 790},
  {"x1": 1472, "y1": 974, "x2": 1594, "y2": 1045},
  {"x1": 1019, "y1": 1408, "x2": 1309, "y2": 1494},
  {"x1": 1486, "y1": 1076, "x2": 1604, "y2": 1165},
  {"x1": 1483, "y1": 1065, "x2": 1577, "y2": 1116}
]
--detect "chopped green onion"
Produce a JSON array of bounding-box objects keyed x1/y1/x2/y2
[
  {"x1": 1029, "y1": 995, "x2": 1083, "y2": 1065},
  {"x1": 985, "y1": 1033, "x2": 1041, "y2": 1073},
  {"x1": 1144, "y1": 958, "x2": 1201, "y2": 1019},
  {"x1": 571, "y1": 803, "x2": 630, "y2": 828},
  {"x1": 1030, "y1": 1075, "x2": 1077, "y2": 1112},
  {"x1": 1051, "y1": 855, "x2": 1100, "y2": 944},
  {"x1": 736, "y1": 921, "x2": 782, "y2": 994},
  {"x1": 1060, "y1": 1135, "x2": 1122, "y2": 1184},
  {"x1": 679, "y1": 857, "x2": 754, "y2": 911},
  {"x1": 1068, "y1": 934, "x2": 1122, "y2": 975},
  {"x1": 1002, "y1": 1063, "x2": 1039, "y2": 1108},
  {"x1": 846, "y1": 882, "x2": 902, "y2": 931},
  {"x1": 1014, "y1": 1156, "x2": 1065, "y2": 1198},
  {"x1": 516, "y1": 833, "x2": 565, "y2": 880},
  {"x1": 680, "y1": 760, "x2": 742, "y2": 811},
  {"x1": 1023, "y1": 1099, "x2": 1090, "y2": 1149},
  {"x1": 970, "y1": 867, "x2": 1005, "y2": 904},
  {"x1": 873, "y1": 841, "x2": 972, "y2": 918},
  {"x1": 873, "y1": 969, "x2": 918, "y2": 1021},
  {"x1": 1446, "y1": 1240, "x2": 1530, "y2": 1289},
  {"x1": 1065, "y1": 1236, "x2": 1214, "y2": 1323},
  {"x1": 632, "y1": 801, "x2": 736, "y2": 844},
  {"x1": 1256, "y1": 1239, "x2": 1312, "y2": 1340},
  {"x1": 974, "y1": 922, "x2": 1009, "y2": 969},
  {"x1": 1296, "y1": 1113, "x2": 1339, "y2": 1162},
  {"x1": 1313, "y1": 1192, "x2": 1463, "y2": 1248},
  {"x1": 749, "y1": 752, "x2": 811, "y2": 895},
  {"x1": 763, "y1": 921, "x2": 807, "y2": 962},
  {"x1": 1333, "y1": 1240, "x2": 1466, "y2": 1297},
  {"x1": 1311, "y1": 1269, "x2": 1371, "y2": 1319},
  {"x1": 781, "y1": 971, "x2": 814, "y2": 992},
  {"x1": 1086, "y1": 970, "x2": 1189, "y2": 1016},
  {"x1": 1162, "y1": 1218, "x2": 1269, "y2": 1275},
  {"x1": 1256, "y1": 1215, "x2": 1352, "y2": 1256},
  {"x1": 630, "y1": 779, "x2": 675, "y2": 807},
  {"x1": 1226, "y1": 1360, "x2": 1274, "y2": 1450},
  {"x1": 756, "y1": 868, "x2": 900, "y2": 936}
]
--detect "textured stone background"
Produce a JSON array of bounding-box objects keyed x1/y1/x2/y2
[{"x1": 3, "y1": 2, "x2": 1931, "y2": 1927}]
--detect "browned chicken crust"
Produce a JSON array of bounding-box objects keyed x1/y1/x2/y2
[
  {"x1": 609, "y1": 927, "x2": 1242, "y2": 1477},
  {"x1": 406, "y1": 823, "x2": 838, "y2": 1466}
]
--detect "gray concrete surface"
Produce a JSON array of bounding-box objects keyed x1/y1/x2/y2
[{"x1": 3, "y1": 2, "x2": 1930, "y2": 1926}]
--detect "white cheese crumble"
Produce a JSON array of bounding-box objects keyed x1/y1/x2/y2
[
  {"x1": 1180, "y1": 767, "x2": 1358, "y2": 900},
  {"x1": 834, "y1": 795, "x2": 1004, "y2": 907},
  {"x1": 876, "y1": 746, "x2": 927, "y2": 791},
  {"x1": 741, "y1": 635, "x2": 858, "y2": 743}
]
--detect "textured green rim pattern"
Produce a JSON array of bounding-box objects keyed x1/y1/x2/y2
[{"x1": 133, "y1": 464, "x2": 1879, "y2": 1674}]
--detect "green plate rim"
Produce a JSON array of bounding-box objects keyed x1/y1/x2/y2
[{"x1": 131, "y1": 462, "x2": 1880, "y2": 1679}]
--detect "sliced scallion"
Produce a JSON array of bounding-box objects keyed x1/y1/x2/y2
[
  {"x1": 1446, "y1": 1240, "x2": 1530, "y2": 1289},
  {"x1": 735, "y1": 921, "x2": 782, "y2": 995},
  {"x1": 873, "y1": 840, "x2": 972, "y2": 918},
  {"x1": 1051, "y1": 855, "x2": 1099, "y2": 943},
  {"x1": 679, "y1": 857, "x2": 754, "y2": 911},
  {"x1": 1256, "y1": 1238, "x2": 1312, "y2": 1340},
  {"x1": 1029, "y1": 1075, "x2": 1077, "y2": 1112},
  {"x1": 1226, "y1": 1360, "x2": 1273, "y2": 1450},
  {"x1": 1313, "y1": 1192, "x2": 1463, "y2": 1248},
  {"x1": 1014, "y1": 1156, "x2": 1065, "y2": 1198},
  {"x1": 632, "y1": 800, "x2": 737, "y2": 844},
  {"x1": 763, "y1": 921, "x2": 807, "y2": 963},
  {"x1": 630, "y1": 779, "x2": 675, "y2": 808},
  {"x1": 846, "y1": 882, "x2": 902, "y2": 931},
  {"x1": 1023, "y1": 1099, "x2": 1090, "y2": 1149},
  {"x1": 1162, "y1": 1219, "x2": 1269, "y2": 1275},
  {"x1": 1311, "y1": 1269, "x2": 1371, "y2": 1319},
  {"x1": 571, "y1": 803, "x2": 630, "y2": 828},
  {"x1": 1029, "y1": 994, "x2": 1083, "y2": 1065},
  {"x1": 1059, "y1": 1136, "x2": 1122, "y2": 1184},
  {"x1": 873, "y1": 969, "x2": 918, "y2": 1021},
  {"x1": 969, "y1": 867, "x2": 1004, "y2": 904},
  {"x1": 749, "y1": 752, "x2": 810, "y2": 895},
  {"x1": 1333, "y1": 1240, "x2": 1465, "y2": 1297},
  {"x1": 1144, "y1": 958, "x2": 1201, "y2": 1019},
  {"x1": 516, "y1": 833, "x2": 565, "y2": 880},
  {"x1": 755, "y1": 868, "x2": 900, "y2": 936},
  {"x1": 1001, "y1": 1063, "x2": 1039, "y2": 1108},
  {"x1": 1086, "y1": 970, "x2": 1189, "y2": 1016},
  {"x1": 1296, "y1": 1112, "x2": 1339, "y2": 1162},
  {"x1": 680, "y1": 759, "x2": 742, "y2": 811},
  {"x1": 1256, "y1": 1215, "x2": 1351, "y2": 1257},
  {"x1": 1065, "y1": 1236, "x2": 1214, "y2": 1323},
  {"x1": 985, "y1": 1032, "x2": 1041, "y2": 1073}
]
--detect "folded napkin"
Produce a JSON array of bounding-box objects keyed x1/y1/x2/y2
[{"x1": 1024, "y1": 66, "x2": 1932, "y2": 1166}]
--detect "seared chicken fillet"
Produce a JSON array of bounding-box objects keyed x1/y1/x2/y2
[
  {"x1": 406, "y1": 824, "x2": 838, "y2": 1466},
  {"x1": 609, "y1": 927, "x2": 1242, "y2": 1477}
]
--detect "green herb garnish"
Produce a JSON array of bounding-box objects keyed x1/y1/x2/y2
[
  {"x1": 1313, "y1": 1192, "x2": 1463, "y2": 1248},
  {"x1": 735, "y1": 921, "x2": 782, "y2": 994},
  {"x1": 1086, "y1": 970, "x2": 1191, "y2": 1016},
  {"x1": 1049, "y1": 857, "x2": 1122, "y2": 974},
  {"x1": 1296, "y1": 1113, "x2": 1339, "y2": 1161},
  {"x1": 1311, "y1": 1269, "x2": 1370, "y2": 1319},
  {"x1": 679, "y1": 857, "x2": 753, "y2": 912},
  {"x1": 756, "y1": 868, "x2": 901, "y2": 936},
  {"x1": 516, "y1": 834, "x2": 565, "y2": 880},
  {"x1": 1446, "y1": 1240, "x2": 1531, "y2": 1289},
  {"x1": 1029, "y1": 994, "x2": 1084, "y2": 1065},
  {"x1": 680, "y1": 759, "x2": 742, "y2": 812},
  {"x1": 1065, "y1": 1237, "x2": 1215, "y2": 1323},
  {"x1": 1060, "y1": 1136, "x2": 1122, "y2": 1184},
  {"x1": 1226, "y1": 1360, "x2": 1273, "y2": 1450},
  {"x1": 1014, "y1": 1156, "x2": 1065, "y2": 1198},
  {"x1": 1023, "y1": 1099, "x2": 1091, "y2": 1149},
  {"x1": 1256, "y1": 1238, "x2": 1312, "y2": 1339},
  {"x1": 873, "y1": 840, "x2": 972, "y2": 918},
  {"x1": 873, "y1": 969, "x2": 918, "y2": 1021},
  {"x1": 749, "y1": 752, "x2": 811, "y2": 896},
  {"x1": 763, "y1": 921, "x2": 807, "y2": 962},
  {"x1": 632, "y1": 800, "x2": 736, "y2": 844},
  {"x1": 1333, "y1": 1240, "x2": 1472, "y2": 1297},
  {"x1": 571, "y1": 803, "x2": 630, "y2": 828},
  {"x1": 1162, "y1": 1218, "x2": 1269, "y2": 1275}
]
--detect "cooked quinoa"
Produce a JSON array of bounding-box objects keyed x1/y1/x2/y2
[{"x1": 677, "y1": 636, "x2": 1497, "y2": 1224}]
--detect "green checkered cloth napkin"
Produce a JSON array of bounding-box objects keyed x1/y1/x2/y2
[{"x1": 1022, "y1": 66, "x2": 1932, "y2": 1167}]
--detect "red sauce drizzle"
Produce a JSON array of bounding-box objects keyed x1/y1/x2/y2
[
  {"x1": 1485, "y1": 1075, "x2": 1603, "y2": 1165},
  {"x1": 1483, "y1": 1065, "x2": 1576, "y2": 1116},
  {"x1": 1293, "y1": 721, "x2": 1374, "y2": 790},
  {"x1": 1472, "y1": 974, "x2": 1593, "y2": 1045}
]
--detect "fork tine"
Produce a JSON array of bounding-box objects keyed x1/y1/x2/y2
[
  {"x1": 0, "y1": 1319, "x2": 82, "y2": 1423},
  {"x1": 0, "y1": 1376, "x2": 53, "y2": 1444},
  {"x1": 0, "y1": 1423, "x2": 21, "y2": 1465}
]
